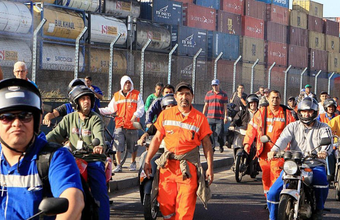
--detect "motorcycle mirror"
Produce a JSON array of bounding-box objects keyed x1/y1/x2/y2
[
  {"x1": 320, "y1": 137, "x2": 331, "y2": 146},
  {"x1": 27, "y1": 198, "x2": 69, "y2": 219},
  {"x1": 43, "y1": 104, "x2": 53, "y2": 113},
  {"x1": 92, "y1": 138, "x2": 100, "y2": 146},
  {"x1": 133, "y1": 122, "x2": 144, "y2": 132},
  {"x1": 260, "y1": 135, "x2": 271, "y2": 143}
]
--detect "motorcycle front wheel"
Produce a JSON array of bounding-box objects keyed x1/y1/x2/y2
[
  {"x1": 143, "y1": 194, "x2": 158, "y2": 220},
  {"x1": 335, "y1": 166, "x2": 340, "y2": 201},
  {"x1": 235, "y1": 154, "x2": 246, "y2": 182},
  {"x1": 278, "y1": 195, "x2": 295, "y2": 220}
]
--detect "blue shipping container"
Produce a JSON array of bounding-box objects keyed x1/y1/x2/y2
[
  {"x1": 153, "y1": 0, "x2": 182, "y2": 25},
  {"x1": 256, "y1": 0, "x2": 271, "y2": 3},
  {"x1": 194, "y1": 0, "x2": 220, "y2": 10},
  {"x1": 140, "y1": 2, "x2": 152, "y2": 20},
  {"x1": 272, "y1": 0, "x2": 289, "y2": 8},
  {"x1": 208, "y1": 31, "x2": 240, "y2": 60},
  {"x1": 172, "y1": 25, "x2": 207, "y2": 57}
]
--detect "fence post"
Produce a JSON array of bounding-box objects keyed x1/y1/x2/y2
[
  {"x1": 167, "y1": 44, "x2": 178, "y2": 84},
  {"x1": 213, "y1": 52, "x2": 223, "y2": 80},
  {"x1": 299, "y1": 67, "x2": 308, "y2": 91},
  {"x1": 328, "y1": 72, "x2": 336, "y2": 96},
  {"x1": 192, "y1": 48, "x2": 203, "y2": 103},
  {"x1": 284, "y1": 65, "x2": 292, "y2": 105},
  {"x1": 108, "y1": 33, "x2": 121, "y2": 100},
  {"x1": 74, "y1": 27, "x2": 88, "y2": 79},
  {"x1": 233, "y1": 55, "x2": 242, "y2": 93},
  {"x1": 140, "y1": 39, "x2": 152, "y2": 98},
  {"x1": 267, "y1": 62, "x2": 276, "y2": 89},
  {"x1": 32, "y1": 18, "x2": 46, "y2": 83},
  {"x1": 314, "y1": 70, "x2": 322, "y2": 96},
  {"x1": 250, "y1": 59, "x2": 259, "y2": 94}
]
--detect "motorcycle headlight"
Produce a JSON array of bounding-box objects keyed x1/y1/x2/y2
[{"x1": 283, "y1": 160, "x2": 298, "y2": 175}]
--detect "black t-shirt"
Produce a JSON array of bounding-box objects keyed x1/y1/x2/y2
[{"x1": 231, "y1": 92, "x2": 247, "y2": 111}]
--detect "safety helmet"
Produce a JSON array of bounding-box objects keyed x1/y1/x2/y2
[
  {"x1": 246, "y1": 94, "x2": 259, "y2": 108},
  {"x1": 161, "y1": 94, "x2": 177, "y2": 109},
  {"x1": 323, "y1": 98, "x2": 337, "y2": 112},
  {"x1": 297, "y1": 97, "x2": 319, "y2": 125},
  {"x1": 67, "y1": 78, "x2": 86, "y2": 94},
  {"x1": 69, "y1": 85, "x2": 95, "y2": 110},
  {"x1": 0, "y1": 78, "x2": 42, "y2": 133}
]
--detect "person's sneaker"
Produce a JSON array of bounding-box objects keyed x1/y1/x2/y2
[
  {"x1": 129, "y1": 162, "x2": 137, "y2": 171},
  {"x1": 219, "y1": 146, "x2": 224, "y2": 153},
  {"x1": 113, "y1": 165, "x2": 122, "y2": 173}
]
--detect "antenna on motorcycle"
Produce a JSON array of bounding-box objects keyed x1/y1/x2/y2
[
  {"x1": 27, "y1": 198, "x2": 69, "y2": 219},
  {"x1": 133, "y1": 122, "x2": 146, "y2": 133}
]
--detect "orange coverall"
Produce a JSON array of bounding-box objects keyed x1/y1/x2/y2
[
  {"x1": 243, "y1": 106, "x2": 295, "y2": 195},
  {"x1": 154, "y1": 106, "x2": 212, "y2": 220}
]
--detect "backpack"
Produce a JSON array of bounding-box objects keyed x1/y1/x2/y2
[{"x1": 37, "y1": 142, "x2": 99, "y2": 220}]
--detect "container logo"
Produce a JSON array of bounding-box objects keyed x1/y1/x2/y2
[
  {"x1": 116, "y1": 1, "x2": 131, "y2": 11},
  {"x1": 225, "y1": 3, "x2": 242, "y2": 12},
  {"x1": 273, "y1": 0, "x2": 287, "y2": 4},
  {"x1": 246, "y1": 23, "x2": 263, "y2": 34},
  {"x1": 54, "y1": 20, "x2": 75, "y2": 30},
  {"x1": 189, "y1": 15, "x2": 214, "y2": 24},
  {"x1": 155, "y1": 5, "x2": 171, "y2": 19},
  {"x1": 181, "y1": 64, "x2": 193, "y2": 76},
  {"x1": 182, "y1": 34, "x2": 196, "y2": 48},
  {"x1": 0, "y1": 50, "x2": 18, "y2": 61},
  {"x1": 102, "y1": 25, "x2": 118, "y2": 35}
]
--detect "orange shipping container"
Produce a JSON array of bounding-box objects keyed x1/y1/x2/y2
[
  {"x1": 220, "y1": 0, "x2": 244, "y2": 15},
  {"x1": 242, "y1": 16, "x2": 264, "y2": 39},
  {"x1": 183, "y1": 3, "x2": 216, "y2": 31},
  {"x1": 266, "y1": 4, "x2": 289, "y2": 26},
  {"x1": 266, "y1": 42, "x2": 287, "y2": 66}
]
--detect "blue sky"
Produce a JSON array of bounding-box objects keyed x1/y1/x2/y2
[{"x1": 290, "y1": 0, "x2": 340, "y2": 17}]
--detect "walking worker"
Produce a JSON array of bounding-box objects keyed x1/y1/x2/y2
[
  {"x1": 144, "y1": 82, "x2": 164, "y2": 112},
  {"x1": 100, "y1": 75, "x2": 144, "y2": 172},
  {"x1": 144, "y1": 82, "x2": 213, "y2": 220},
  {"x1": 243, "y1": 90, "x2": 295, "y2": 197},
  {"x1": 0, "y1": 78, "x2": 84, "y2": 219},
  {"x1": 202, "y1": 79, "x2": 228, "y2": 153},
  {"x1": 230, "y1": 84, "x2": 247, "y2": 112}
]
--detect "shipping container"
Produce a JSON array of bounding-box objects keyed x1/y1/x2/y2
[
  {"x1": 87, "y1": 48, "x2": 127, "y2": 74},
  {"x1": 214, "y1": 60, "x2": 242, "y2": 86},
  {"x1": 183, "y1": 3, "x2": 216, "y2": 31},
  {"x1": 33, "y1": 5, "x2": 85, "y2": 40},
  {"x1": 41, "y1": 43, "x2": 85, "y2": 71},
  {"x1": 256, "y1": 0, "x2": 271, "y2": 3},
  {"x1": 0, "y1": 38, "x2": 32, "y2": 68},
  {"x1": 307, "y1": 15, "x2": 324, "y2": 33},
  {"x1": 152, "y1": 0, "x2": 183, "y2": 25},
  {"x1": 208, "y1": 31, "x2": 240, "y2": 60},
  {"x1": 172, "y1": 25, "x2": 208, "y2": 57},
  {"x1": 288, "y1": 44, "x2": 308, "y2": 68},
  {"x1": 266, "y1": 41, "x2": 287, "y2": 66},
  {"x1": 217, "y1": 10, "x2": 242, "y2": 35},
  {"x1": 328, "y1": 52, "x2": 340, "y2": 73},
  {"x1": 272, "y1": 0, "x2": 289, "y2": 8},
  {"x1": 220, "y1": 0, "x2": 244, "y2": 15},
  {"x1": 266, "y1": 4, "x2": 289, "y2": 26},
  {"x1": 324, "y1": 19, "x2": 340, "y2": 37},
  {"x1": 290, "y1": 10, "x2": 307, "y2": 29},
  {"x1": 172, "y1": 56, "x2": 207, "y2": 83},
  {"x1": 266, "y1": 21, "x2": 288, "y2": 43},
  {"x1": 88, "y1": 14, "x2": 127, "y2": 45},
  {"x1": 270, "y1": 67, "x2": 286, "y2": 93},
  {"x1": 308, "y1": 31, "x2": 325, "y2": 50},
  {"x1": 102, "y1": 0, "x2": 140, "y2": 18},
  {"x1": 0, "y1": 1, "x2": 32, "y2": 34},
  {"x1": 136, "y1": 21, "x2": 171, "y2": 51},
  {"x1": 241, "y1": 63, "x2": 265, "y2": 93},
  {"x1": 62, "y1": 0, "x2": 100, "y2": 12},
  {"x1": 289, "y1": 26, "x2": 308, "y2": 47},
  {"x1": 287, "y1": 68, "x2": 303, "y2": 97},
  {"x1": 242, "y1": 16, "x2": 264, "y2": 39},
  {"x1": 309, "y1": 48, "x2": 327, "y2": 71},
  {"x1": 173, "y1": 0, "x2": 193, "y2": 3},
  {"x1": 244, "y1": 0, "x2": 266, "y2": 20},
  {"x1": 194, "y1": 0, "x2": 220, "y2": 10},
  {"x1": 293, "y1": 0, "x2": 323, "y2": 18},
  {"x1": 325, "y1": 35, "x2": 340, "y2": 53},
  {"x1": 136, "y1": 52, "x2": 168, "y2": 77},
  {"x1": 241, "y1": 36, "x2": 265, "y2": 63}
]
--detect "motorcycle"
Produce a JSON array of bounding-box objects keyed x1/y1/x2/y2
[
  {"x1": 27, "y1": 197, "x2": 68, "y2": 220},
  {"x1": 133, "y1": 122, "x2": 161, "y2": 220},
  {"x1": 261, "y1": 135, "x2": 331, "y2": 220},
  {"x1": 230, "y1": 127, "x2": 260, "y2": 182}
]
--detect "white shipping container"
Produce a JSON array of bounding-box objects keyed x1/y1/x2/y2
[
  {"x1": 62, "y1": 0, "x2": 100, "y2": 12},
  {"x1": 0, "y1": 39, "x2": 32, "y2": 68},
  {"x1": 103, "y1": 0, "x2": 140, "y2": 18},
  {"x1": 90, "y1": 14, "x2": 127, "y2": 44},
  {"x1": 0, "y1": 1, "x2": 32, "y2": 34}
]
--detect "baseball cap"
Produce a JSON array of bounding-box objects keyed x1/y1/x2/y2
[
  {"x1": 320, "y1": 91, "x2": 328, "y2": 95},
  {"x1": 305, "y1": 84, "x2": 312, "y2": 88},
  {"x1": 288, "y1": 96, "x2": 295, "y2": 101},
  {"x1": 211, "y1": 79, "x2": 220, "y2": 86},
  {"x1": 175, "y1": 82, "x2": 193, "y2": 94}
]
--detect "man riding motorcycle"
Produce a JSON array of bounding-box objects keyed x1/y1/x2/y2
[
  {"x1": 267, "y1": 97, "x2": 332, "y2": 220},
  {"x1": 46, "y1": 85, "x2": 109, "y2": 220}
]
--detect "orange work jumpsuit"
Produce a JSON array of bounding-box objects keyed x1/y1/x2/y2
[
  {"x1": 114, "y1": 89, "x2": 140, "y2": 129},
  {"x1": 243, "y1": 106, "x2": 295, "y2": 195},
  {"x1": 154, "y1": 106, "x2": 212, "y2": 220}
]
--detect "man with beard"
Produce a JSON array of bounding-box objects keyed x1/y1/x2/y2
[
  {"x1": 47, "y1": 85, "x2": 109, "y2": 220},
  {"x1": 243, "y1": 90, "x2": 295, "y2": 198},
  {"x1": 144, "y1": 82, "x2": 213, "y2": 219}
]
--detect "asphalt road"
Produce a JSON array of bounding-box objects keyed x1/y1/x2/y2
[{"x1": 109, "y1": 165, "x2": 340, "y2": 220}]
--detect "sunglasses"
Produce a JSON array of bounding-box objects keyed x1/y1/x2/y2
[{"x1": 0, "y1": 112, "x2": 34, "y2": 124}]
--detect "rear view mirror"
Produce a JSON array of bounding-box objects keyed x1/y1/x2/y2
[{"x1": 260, "y1": 135, "x2": 271, "y2": 143}]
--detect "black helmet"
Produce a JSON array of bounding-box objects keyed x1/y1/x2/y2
[
  {"x1": 69, "y1": 85, "x2": 95, "y2": 110},
  {"x1": 0, "y1": 78, "x2": 42, "y2": 133},
  {"x1": 67, "y1": 78, "x2": 86, "y2": 94},
  {"x1": 297, "y1": 97, "x2": 319, "y2": 125},
  {"x1": 323, "y1": 98, "x2": 337, "y2": 111},
  {"x1": 161, "y1": 94, "x2": 177, "y2": 109},
  {"x1": 246, "y1": 94, "x2": 259, "y2": 107}
]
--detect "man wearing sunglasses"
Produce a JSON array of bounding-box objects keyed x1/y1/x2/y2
[
  {"x1": 46, "y1": 85, "x2": 110, "y2": 220},
  {"x1": 0, "y1": 78, "x2": 84, "y2": 219}
]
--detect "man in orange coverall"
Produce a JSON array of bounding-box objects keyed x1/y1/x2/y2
[
  {"x1": 144, "y1": 82, "x2": 213, "y2": 220},
  {"x1": 243, "y1": 90, "x2": 295, "y2": 197}
]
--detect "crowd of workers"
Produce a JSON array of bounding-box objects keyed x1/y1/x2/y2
[{"x1": 0, "y1": 61, "x2": 338, "y2": 219}]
